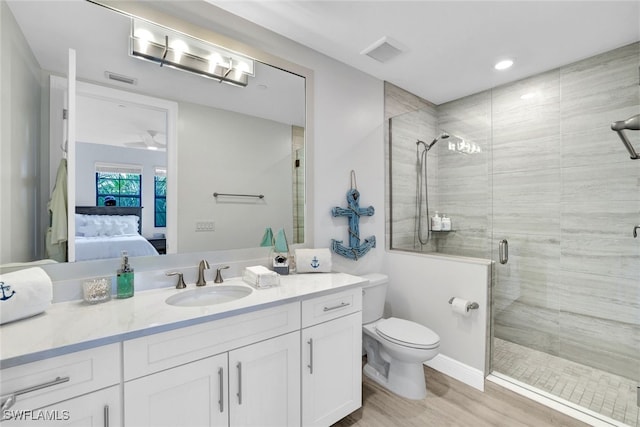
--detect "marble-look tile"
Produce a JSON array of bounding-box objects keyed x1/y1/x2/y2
[
  {"x1": 561, "y1": 200, "x2": 640, "y2": 239},
  {"x1": 557, "y1": 310, "x2": 639, "y2": 380},
  {"x1": 493, "y1": 134, "x2": 561, "y2": 174},
  {"x1": 493, "y1": 299, "x2": 560, "y2": 354},
  {"x1": 561, "y1": 161, "x2": 640, "y2": 204},
  {"x1": 562, "y1": 125, "x2": 640, "y2": 168},
  {"x1": 560, "y1": 235, "x2": 639, "y2": 280},
  {"x1": 557, "y1": 270, "x2": 639, "y2": 326},
  {"x1": 560, "y1": 43, "x2": 640, "y2": 134},
  {"x1": 384, "y1": 81, "x2": 436, "y2": 121}
]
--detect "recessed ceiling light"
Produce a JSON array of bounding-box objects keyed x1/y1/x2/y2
[{"x1": 494, "y1": 59, "x2": 514, "y2": 70}]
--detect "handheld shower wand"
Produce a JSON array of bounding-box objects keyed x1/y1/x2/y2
[
  {"x1": 417, "y1": 132, "x2": 450, "y2": 151},
  {"x1": 611, "y1": 114, "x2": 639, "y2": 160}
]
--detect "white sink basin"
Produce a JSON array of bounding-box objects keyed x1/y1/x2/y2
[{"x1": 166, "y1": 285, "x2": 253, "y2": 307}]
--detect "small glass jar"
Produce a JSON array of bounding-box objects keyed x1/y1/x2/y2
[{"x1": 82, "y1": 277, "x2": 112, "y2": 304}]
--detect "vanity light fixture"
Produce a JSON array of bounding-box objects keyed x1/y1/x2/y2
[{"x1": 130, "y1": 18, "x2": 255, "y2": 87}]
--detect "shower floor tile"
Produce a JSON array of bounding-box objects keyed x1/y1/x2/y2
[{"x1": 493, "y1": 338, "x2": 639, "y2": 426}]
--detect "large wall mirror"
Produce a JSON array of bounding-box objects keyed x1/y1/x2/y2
[{"x1": 4, "y1": 0, "x2": 307, "y2": 264}]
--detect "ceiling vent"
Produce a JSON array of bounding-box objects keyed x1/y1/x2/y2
[
  {"x1": 361, "y1": 37, "x2": 404, "y2": 63},
  {"x1": 104, "y1": 71, "x2": 137, "y2": 85}
]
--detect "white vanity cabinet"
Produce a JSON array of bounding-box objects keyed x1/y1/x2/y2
[
  {"x1": 301, "y1": 288, "x2": 363, "y2": 427},
  {"x1": 228, "y1": 331, "x2": 300, "y2": 427},
  {"x1": 125, "y1": 353, "x2": 229, "y2": 427},
  {"x1": 0, "y1": 344, "x2": 121, "y2": 427},
  {"x1": 123, "y1": 302, "x2": 301, "y2": 427}
]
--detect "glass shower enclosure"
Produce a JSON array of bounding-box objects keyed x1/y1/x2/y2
[{"x1": 388, "y1": 42, "x2": 640, "y2": 426}]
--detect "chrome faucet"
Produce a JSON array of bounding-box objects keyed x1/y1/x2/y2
[
  {"x1": 214, "y1": 265, "x2": 230, "y2": 283},
  {"x1": 196, "y1": 260, "x2": 210, "y2": 286}
]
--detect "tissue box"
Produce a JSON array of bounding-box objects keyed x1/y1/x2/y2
[{"x1": 243, "y1": 266, "x2": 280, "y2": 289}]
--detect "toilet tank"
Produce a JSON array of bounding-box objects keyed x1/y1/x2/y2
[{"x1": 360, "y1": 273, "x2": 389, "y2": 324}]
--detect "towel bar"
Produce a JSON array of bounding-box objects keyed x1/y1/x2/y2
[{"x1": 213, "y1": 192, "x2": 264, "y2": 199}]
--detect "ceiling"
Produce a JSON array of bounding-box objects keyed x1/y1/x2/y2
[{"x1": 207, "y1": 1, "x2": 640, "y2": 105}]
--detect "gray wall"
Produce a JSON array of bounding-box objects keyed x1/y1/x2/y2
[
  {"x1": 388, "y1": 42, "x2": 640, "y2": 380},
  {"x1": 0, "y1": 3, "x2": 43, "y2": 263}
]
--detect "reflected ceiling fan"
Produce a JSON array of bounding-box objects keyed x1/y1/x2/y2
[{"x1": 123, "y1": 130, "x2": 166, "y2": 150}]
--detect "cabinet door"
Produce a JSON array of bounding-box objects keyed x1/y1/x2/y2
[
  {"x1": 2, "y1": 385, "x2": 120, "y2": 427},
  {"x1": 124, "y1": 353, "x2": 228, "y2": 427},
  {"x1": 228, "y1": 332, "x2": 300, "y2": 427},
  {"x1": 302, "y1": 312, "x2": 362, "y2": 427}
]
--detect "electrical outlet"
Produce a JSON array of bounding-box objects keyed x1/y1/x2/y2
[{"x1": 195, "y1": 221, "x2": 215, "y2": 232}]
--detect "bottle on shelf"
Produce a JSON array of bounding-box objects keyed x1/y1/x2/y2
[
  {"x1": 431, "y1": 211, "x2": 442, "y2": 231},
  {"x1": 441, "y1": 215, "x2": 451, "y2": 231}
]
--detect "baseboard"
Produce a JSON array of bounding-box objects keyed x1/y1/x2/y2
[{"x1": 425, "y1": 354, "x2": 484, "y2": 391}]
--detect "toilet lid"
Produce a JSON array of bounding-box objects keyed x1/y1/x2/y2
[{"x1": 376, "y1": 318, "x2": 440, "y2": 349}]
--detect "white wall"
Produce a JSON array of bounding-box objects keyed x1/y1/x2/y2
[
  {"x1": 0, "y1": 2, "x2": 43, "y2": 263},
  {"x1": 386, "y1": 252, "x2": 491, "y2": 389}
]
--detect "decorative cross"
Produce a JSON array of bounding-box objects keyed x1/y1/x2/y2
[{"x1": 331, "y1": 188, "x2": 376, "y2": 260}]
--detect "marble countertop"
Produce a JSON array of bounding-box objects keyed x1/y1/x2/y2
[{"x1": 0, "y1": 273, "x2": 366, "y2": 369}]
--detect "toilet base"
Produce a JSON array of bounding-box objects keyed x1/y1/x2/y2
[{"x1": 363, "y1": 360, "x2": 427, "y2": 400}]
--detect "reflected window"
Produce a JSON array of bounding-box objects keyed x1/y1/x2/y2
[
  {"x1": 95, "y1": 163, "x2": 142, "y2": 207},
  {"x1": 154, "y1": 167, "x2": 167, "y2": 227}
]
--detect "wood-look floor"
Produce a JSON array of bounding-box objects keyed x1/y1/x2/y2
[{"x1": 332, "y1": 364, "x2": 590, "y2": 427}]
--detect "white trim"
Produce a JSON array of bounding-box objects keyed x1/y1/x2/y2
[
  {"x1": 487, "y1": 373, "x2": 625, "y2": 427},
  {"x1": 425, "y1": 354, "x2": 485, "y2": 391}
]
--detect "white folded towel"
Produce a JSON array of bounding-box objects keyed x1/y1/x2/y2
[
  {"x1": 294, "y1": 248, "x2": 332, "y2": 273},
  {"x1": 243, "y1": 266, "x2": 279, "y2": 289},
  {"x1": 0, "y1": 267, "x2": 53, "y2": 325}
]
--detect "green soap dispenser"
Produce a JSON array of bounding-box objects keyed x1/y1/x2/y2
[{"x1": 117, "y1": 250, "x2": 134, "y2": 298}]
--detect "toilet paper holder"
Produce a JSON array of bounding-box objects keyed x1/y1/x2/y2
[{"x1": 448, "y1": 297, "x2": 479, "y2": 310}]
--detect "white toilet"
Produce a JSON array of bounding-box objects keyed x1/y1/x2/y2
[{"x1": 361, "y1": 273, "x2": 440, "y2": 400}]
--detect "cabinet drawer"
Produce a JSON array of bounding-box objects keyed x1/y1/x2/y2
[
  {"x1": 124, "y1": 302, "x2": 301, "y2": 380},
  {"x1": 302, "y1": 287, "x2": 362, "y2": 328},
  {"x1": 0, "y1": 344, "x2": 120, "y2": 413}
]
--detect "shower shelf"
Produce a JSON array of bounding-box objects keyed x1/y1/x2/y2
[{"x1": 431, "y1": 230, "x2": 455, "y2": 234}]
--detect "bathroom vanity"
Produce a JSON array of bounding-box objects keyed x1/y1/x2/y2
[{"x1": 0, "y1": 273, "x2": 364, "y2": 427}]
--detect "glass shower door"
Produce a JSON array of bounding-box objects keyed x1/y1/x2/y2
[{"x1": 490, "y1": 45, "x2": 640, "y2": 426}]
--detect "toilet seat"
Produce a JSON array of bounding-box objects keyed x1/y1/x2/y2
[{"x1": 375, "y1": 317, "x2": 440, "y2": 350}]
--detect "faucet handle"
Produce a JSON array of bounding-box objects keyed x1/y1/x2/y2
[
  {"x1": 214, "y1": 266, "x2": 230, "y2": 283},
  {"x1": 166, "y1": 271, "x2": 187, "y2": 289}
]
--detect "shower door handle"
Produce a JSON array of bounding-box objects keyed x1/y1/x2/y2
[{"x1": 499, "y1": 240, "x2": 508, "y2": 264}]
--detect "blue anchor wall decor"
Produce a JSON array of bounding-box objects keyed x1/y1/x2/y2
[{"x1": 331, "y1": 171, "x2": 376, "y2": 260}]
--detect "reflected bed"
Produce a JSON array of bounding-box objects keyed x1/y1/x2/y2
[{"x1": 74, "y1": 206, "x2": 158, "y2": 261}]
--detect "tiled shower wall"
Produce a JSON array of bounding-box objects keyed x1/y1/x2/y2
[{"x1": 386, "y1": 42, "x2": 639, "y2": 380}]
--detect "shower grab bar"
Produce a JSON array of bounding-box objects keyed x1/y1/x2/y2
[
  {"x1": 214, "y1": 192, "x2": 264, "y2": 199},
  {"x1": 499, "y1": 239, "x2": 508, "y2": 264},
  {"x1": 611, "y1": 114, "x2": 640, "y2": 160}
]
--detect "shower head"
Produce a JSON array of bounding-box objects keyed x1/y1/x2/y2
[{"x1": 427, "y1": 132, "x2": 450, "y2": 149}]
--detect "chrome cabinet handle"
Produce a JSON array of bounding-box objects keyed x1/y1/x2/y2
[
  {"x1": 104, "y1": 405, "x2": 109, "y2": 427},
  {"x1": 218, "y1": 367, "x2": 224, "y2": 413},
  {"x1": 499, "y1": 239, "x2": 508, "y2": 264},
  {"x1": 0, "y1": 376, "x2": 70, "y2": 411},
  {"x1": 236, "y1": 362, "x2": 242, "y2": 405},
  {"x1": 323, "y1": 302, "x2": 350, "y2": 312},
  {"x1": 307, "y1": 339, "x2": 314, "y2": 374}
]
